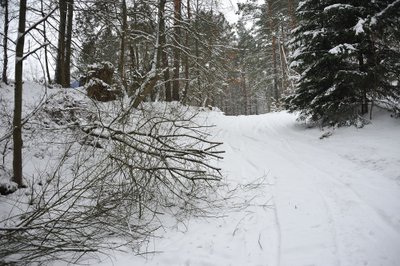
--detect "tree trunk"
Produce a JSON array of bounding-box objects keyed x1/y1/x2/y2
[
  {"x1": 2, "y1": 0, "x2": 9, "y2": 84},
  {"x1": 64, "y1": 0, "x2": 74, "y2": 87},
  {"x1": 182, "y1": 0, "x2": 191, "y2": 104},
  {"x1": 41, "y1": 0, "x2": 52, "y2": 84},
  {"x1": 118, "y1": 0, "x2": 127, "y2": 88},
  {"x1": 55, "y1": 0, "x2": 67, "y2": 86},
  {"x1": 158, "y1": 0, "x2": 172, "y2": 102},
  {"x1": 288, "y1": 0, "x2": 296, "y2": 30},
  {"x1": 272, "y1": 36, "x2": 279, "y2": 100},
  {"x1": 13, "y1": 0, "x2": 27, "y2": 187},
  {"x1": 358, "y1": 53, "x2": 369, "y2": 114},
  {"x1": 172, "y1": 0, "x2": 181, "y2": 101},
  {"x1": 268, "y1": 1, "x2": 279, "y2": 101},
  {"x1": 242, "y1": 70, "x2": 248, "y2": 115},
  {"x1": 131, "y1": 0, "x2": 163, "y2": 108},
  {"x1": 194, "y1": 0, "x2": 201, "y2": 105},
  {"x1": 279, "y1": 27, "x2": 288, "y2": 94}
]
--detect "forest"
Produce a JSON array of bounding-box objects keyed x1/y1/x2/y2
[{"x1": 0, "y1": 0, "x2": 399, "y2": 265}]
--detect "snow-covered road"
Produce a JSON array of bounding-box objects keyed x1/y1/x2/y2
[
  {"x1": 101, "y1": 110, "x2": 400, "y2": 266},
  {"x1": 216, "y1": 111, "x2": 400, "y2": 266}
]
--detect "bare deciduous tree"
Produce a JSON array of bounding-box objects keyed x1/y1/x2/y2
[
  {"x1": 1, "y1": 0, "x2": 9, "y2": 84},
  {"x1": 55, "y1": 0, "x2": 73, "y2": 87},
  {"x1": 12, "y1": 0, "x2": 27, "y2": 187}
]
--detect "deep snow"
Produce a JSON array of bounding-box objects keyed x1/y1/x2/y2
[{"x1": 93, "y1": 109, "x2": 400, "y2": 266}]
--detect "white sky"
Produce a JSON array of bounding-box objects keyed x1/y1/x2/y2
[
  {"x1": 217, "y1": 0, "x2": 244, "y2": 24},
  {"x1": 1, "y1": 0, "x2": 250, "y2": 81},
  {"x1": 217, "y1": 0, "x2": 264, "y2": 24}
]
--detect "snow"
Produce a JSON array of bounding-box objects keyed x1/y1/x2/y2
[
  {"x1": 354, "y1": 18, "x2": 365, "y2": 35},
  {"x1": 374, "y1": 0, "x2": 400, "y2": 20},
  {"x1": 303, "y1": 29, "x2": 325, "y2": 39},
  {"x1": 369, "y1": 0, "x2": 400, "y2": 27},
  {"x1": 324, "y1": 4, "x2": 353, "y2": 12},
  {"x1": 2, "y1": 82, "x2": 400, "y2": 266},
  {"x1": 17, "y1": 31, "x2": 24, "y2": 40},
  {"x1": 88, "y1": 110, "x2": 400, "y2": 266},
  {"x1": 370, "y1": 17, "x2": 377, "y2": 26},
  {"x1": 297, "y1": 1, "x2": 307, "y2": 11},
  {"x1": 328, "y1": 43, "x2": 356, "y2": 55}
]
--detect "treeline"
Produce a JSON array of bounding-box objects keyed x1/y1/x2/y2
[
  {"x1": 1, "y1": 0, "x2": 300, "y2": 117},
  {"x1": 1, "y1": 1, "x2": 228, "y2": 263},
  {"x1": 1, "y1": 0, "x2": 399, "y2": 120}
]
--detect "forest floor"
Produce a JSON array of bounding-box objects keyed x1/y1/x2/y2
[{"x1": 97, "y1": 108, "x2": 400, "y2": 266}]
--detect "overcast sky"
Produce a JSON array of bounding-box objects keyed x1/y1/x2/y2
[
  {"x1": 218, "y1": 0, "x2": 243, "y2": 24},
  {"x1": 218, "y1": 0, "x2": 264, "y2": 24}
]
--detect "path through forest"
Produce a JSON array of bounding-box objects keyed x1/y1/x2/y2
[
  {"x1": 215, "y1": 111, "x2": 400, "y2": 266},
  {"x1": 101, "y1": 110, "x2": 400, "y2": 266}
]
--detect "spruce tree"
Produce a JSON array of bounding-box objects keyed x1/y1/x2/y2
[
  {"x1": 358, "y1": 0, "x2": 400, "y2": 111},
  {"x1": 286, "y1": 0, "x2": 400, "y2": 125},
  {"x1": 286, "y1": 1, "x2": 365, "y2": 125}
]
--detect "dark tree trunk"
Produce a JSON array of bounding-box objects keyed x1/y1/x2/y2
[
  {"x1": 242, "y1": 70, "x2": 248, "y2": 115},
  {"x1": 195, "y1": 0, "x2": 201, "y2": 105},
  {"x1": 55, "y1": 0, "x2": 67, "y2": 86},
  {"x1": 118, "y1": 0, "x2": 127, "y2": 88},
  {"x1": 288, "y1": 0, "x2": 296, "y2": 30},
  {"x1": 13, "y1": 0, "x2": 27, "y2": 187},
  {"x1": 182, "y1": 0, "x2": 191, "y2": 104},
  {"x1": 162, "y1": 49, "x2": 172, "y2": 102},
  {"x1": 358, "y1": 53, "x2": 369, "y2": 115},
  {"x1": 2, "y1": 0, "x2": 9, "y2": 84},
  {"x1": 64, "y1": 0, "x2": 74, "y2": 87},
  {"x1": 41, "y1": 0, "x2": 52, "y2": 84},
  {"x1": 279, "y1": 26, "x2": 288, "y2": 94},
  {"x1": 158, "y1": 0, "x2": 172, "y2": 102},
  {"x1": 268, "y1": 1, "x2": 279, "y2": 101},
  {"x1": 172, "y1": 0, "x2": 181, "y2": 101},
  {"x1": 272, "y1": 38, "x2": 279, "y2": 101}
]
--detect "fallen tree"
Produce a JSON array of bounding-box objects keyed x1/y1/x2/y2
[{"x1": 0, "y1": 90, "x2": 223, "y2": 265}]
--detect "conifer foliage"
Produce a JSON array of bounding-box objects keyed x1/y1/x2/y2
[{"x1": 285, "y1": 0, "x2": 400, "y2": 125}]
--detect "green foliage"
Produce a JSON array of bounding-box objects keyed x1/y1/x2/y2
[
  {"x1": 186, "y1": 10, "x2": 235, "y2": 107},
  {"x1": 285, "y1": 0, "x2": 400, "y2": 126},
  {"x1": 75, "y1": 1, "x2": 120, "y2": 67}
]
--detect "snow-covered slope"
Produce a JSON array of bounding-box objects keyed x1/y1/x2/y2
[{"x1": 99, "y1": 110, "x2": 400, "y2": 266}]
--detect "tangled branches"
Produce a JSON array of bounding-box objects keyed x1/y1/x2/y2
[{"x1": 0, "y1": 94, "x2": 223, "y2": 265}]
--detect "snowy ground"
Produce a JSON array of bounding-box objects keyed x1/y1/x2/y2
[
  {"x1": 1, "y1": 82, "x2": 400, "y2": 266},
  {"x1": 94, "y1": 109, "x2": 400, "y2": 266}
]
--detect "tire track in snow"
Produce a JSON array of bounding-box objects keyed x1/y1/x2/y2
[
  {"x1": 223, "y1": 114, "x2": 344, "y2": 266},
  {"x1": 213, "y1": 112, "x2": 400, "y2": 265},
  {"x1": 243, "y1": 114, "x2": 399, "y2": 239},
  {"x1": 231, "y1": 113, "x2": 399, "y2": 266},
  {"x1": 221, "y1": 122, "x2": 284, "y2": 266},
  {"x1": 290, "y1": 139, "x2": 400, "y2": 238},
  {"x1": 271, "y1": 190, "x2": 282, "y2": 266}
]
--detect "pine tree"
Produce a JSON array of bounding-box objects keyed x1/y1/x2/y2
[
  {"x1": 286, "y1": 1, "x2": 370, "y2": 125},
  {"x1": 237, "y1": 0, "x2": 298, "y2": 113},
  {"x1": 358, "y1": 0, "x2": 400, "y2": 112},
  {"x1": 286, "y1": 0, "x2": 400, "y2": 125},
  {"x1": 186, "y1": 9, "x2": 234, "y2": 108}
]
